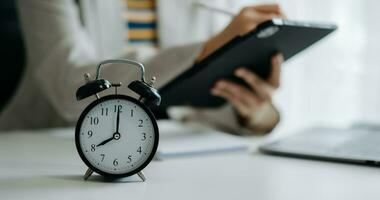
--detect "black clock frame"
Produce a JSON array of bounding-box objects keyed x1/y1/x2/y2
[{"x1": 75, "y1": 94, "x2": 159, "y2": 179}]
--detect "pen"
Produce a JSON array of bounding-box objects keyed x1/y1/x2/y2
[{"x1": 193, "y1": 1, "x2": 235, "y2": 17}]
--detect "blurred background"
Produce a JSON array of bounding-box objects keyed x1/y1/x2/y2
[{"x1": 1, "y1": 0, "x2": 379, "y2": 135}]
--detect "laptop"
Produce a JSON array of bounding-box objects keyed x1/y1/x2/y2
[{"x1": 259, "y1": 124, "x2": 380, "y2": 166}]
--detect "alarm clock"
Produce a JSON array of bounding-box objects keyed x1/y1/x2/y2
[{"x1": 75, "y1": 59, "x2": 161, "y2": 181}]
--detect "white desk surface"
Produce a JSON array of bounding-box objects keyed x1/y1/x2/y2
[{"x1": 1, "y1": 123, "x2": 380, "y2": 200}]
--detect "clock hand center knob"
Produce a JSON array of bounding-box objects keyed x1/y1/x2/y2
[{"x1": 114, "y1": 132, "x2": 121, "y2": 140}]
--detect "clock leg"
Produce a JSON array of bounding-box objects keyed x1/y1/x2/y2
[
  {"x1": 137, "y1": 171, "x2": 146, "y2": 182},
  {"x1": 83, "y1": 168, "x2": 94, "y2": 180}
]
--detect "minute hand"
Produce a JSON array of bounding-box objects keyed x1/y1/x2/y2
[{"x1": 116, "y1": 106, "x2": 120, "y2": 133}]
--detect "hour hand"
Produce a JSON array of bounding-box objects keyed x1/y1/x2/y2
[
  {"x1": 96, "y1": 132, "x2": 121, "y2": 147},
  {"x1": 96, "y1": 137, "x2": 114, "y2": 147}
]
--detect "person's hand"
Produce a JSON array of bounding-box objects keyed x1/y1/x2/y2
[
  {"x1": 211, "y1": 54, "x2": 283, "y2": 132},
  {"x1": 196, "y1": 4, "x2": 286, "y2": 61}
]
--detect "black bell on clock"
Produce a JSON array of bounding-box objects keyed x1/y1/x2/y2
[
  {"x1": 128, "y1": 80, "x2": 161, "y2": 106},
  {"x1": 75, "y1": 59, "x2": 161, "y2": 106},
  {"x1": 76, "y1": 79, "x2": 112, "y2": 101}
]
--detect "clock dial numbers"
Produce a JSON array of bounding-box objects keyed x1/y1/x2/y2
[
  {"x1": 91, "y1": 144, "x2": 96, "y2": 152},
  {"x1": 90, "y1": 117, "x2": 99, "y2": 125},
  {"x1": 79, "y1": 97, "x2": 156, "y2": 175},
  {"x1": 114, "y1": 105, "x2": 122, "y2": 113},
  {"x1": 137, "y1": 146, "x2": 142, "y2": 154},
  {"x1": 113, "y1": 159, "x2": 119, "y2": 166},
  {"x1": 101, "y1": 107, "x2": 108, "y2": 116},
  {"x1": 87, "y1": 130, "x2": 93, "y2": 138}
]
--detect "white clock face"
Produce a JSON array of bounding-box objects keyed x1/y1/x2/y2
[{"x1": 77, "y1": 97, "x2": 157, "y2": 175}]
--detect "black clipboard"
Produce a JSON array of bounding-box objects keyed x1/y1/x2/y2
[{"x1": 159, "y1": 19, "x2": 337, "y2": 108}]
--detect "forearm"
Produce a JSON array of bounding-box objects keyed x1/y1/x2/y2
[{"x1": 168, "y1": 103, "x2": 279, "y2": 135}]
